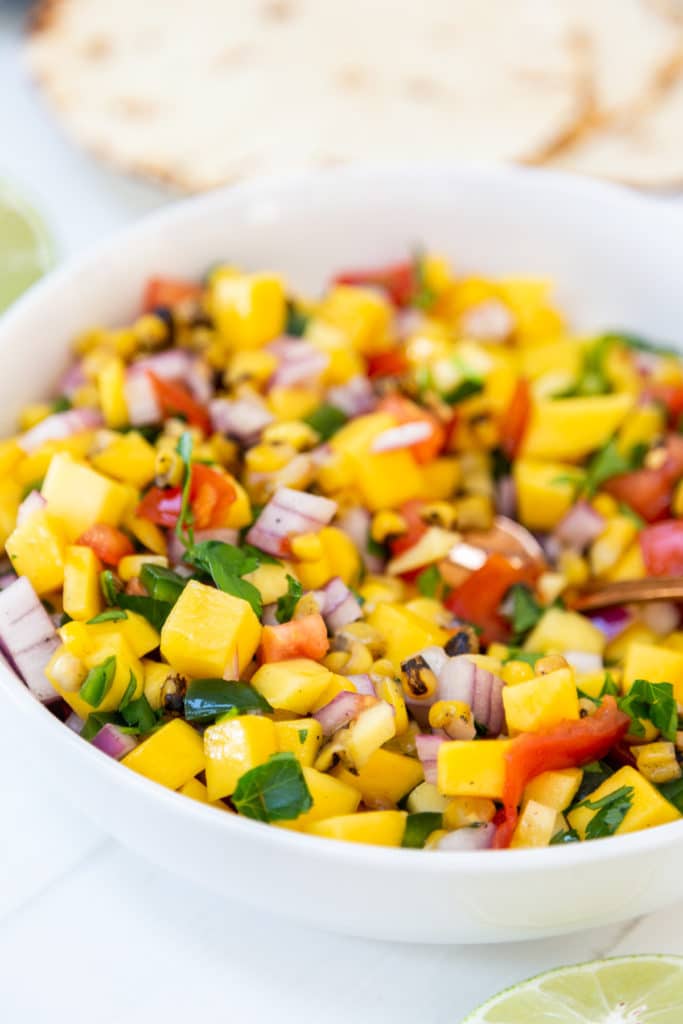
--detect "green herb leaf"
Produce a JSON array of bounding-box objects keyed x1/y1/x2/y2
[
  {"x1": 599, "y1": 331, "x2": 678, "y2": 359},
  {"x1": 184, "y1": 540, "x2": 263, "y2": 616},
  {"x1": 276, "y1": 575, "x2": 304, "y2": 623},
  {"x1": 80, "y1": 711, "x2": 120, "y2": 742},
  {"x1": 240, "y1": 543, "x2": 281, "y2": 566},
  {"x1": 79, "y1": 655, "x2": 117, "y2": 708},
  {"x1": 100, "y1": 570, "x2": 172, "y2": 632},
  {"x1": 175, "y1": 430, "x2": 195, "y2": 545},
  {"x1": 578, "y1": 785, "x2": 634, "y2": 840},
  {"x1": 285, "y1": 301, "x2": 310, "y2": 338},
  {"x1": 417, "y1": 564, "x2": 442, "y2": 598},
  {"x1": 184, "y1": 678, "x2": 272, "y2": 723},
  {"x1": 573, "y1": 761, "x2": 614, "y2": 804},
  {"x1": 298, "y1": 728, "x2": 309, "y2": 744},
  {"x1": 443, "y1": 378, "x2": 484, "y2": 406},
  {"x1": 618, "y1": 679, "x2": 678, "y2": 741},
  {"x1": 401, "y1": 812, "x2": 443, "y2": 849},
  {"x1": 659, "y1": 777, "x2": 683, "y2": 814},
  {"x1": 502, "y1": 649, "x2": 542, "y2": 667},
  {"x1": 51, "y1": 395, "x2": 72, "y2": 413},
  {"x1": 232, "y1": 752, "x2": 312, "y2": 822},
  {"x1": 303, "y1": 403, "x2": 348, "y2": 442},
  {"x1": 583, "y1": 438, "x2": 648, "y2": 498},
  {"x1": 578, "y1": 671, "x2": 620, "y2": 705},
  {"x1": 411, "y1": 250, "x2": 437, "y2": 311},
  {"x1": 508, "y1": 584, "x2": 543, "y2": 637},
  {"x1": 87, "y1": 608, "x2": 129, "y2": 624},
  {"x1": 550, "y1": 828, "x2": 580, "y2": 845},
  {"x1": 139, "y1": 563, "x2": 186, "y2": 606},
  {"x1": 120, "y1": 694, "x2": 160, "y2": 734},
  {"x1": 119, "y1": 670, "x2": 138, "y2": 711}
]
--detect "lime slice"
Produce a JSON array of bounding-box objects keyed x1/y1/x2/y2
[
  {"x1": 0, "y1": 182, "x2": 54, "y2": 312},
  {"x1": 463, "y1": 955, "x2": 683, "y2": 1023}
]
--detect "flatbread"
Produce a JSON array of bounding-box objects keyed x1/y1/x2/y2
[{"x1": 25, "y1": 0, "x2": 683, "y2": 191}]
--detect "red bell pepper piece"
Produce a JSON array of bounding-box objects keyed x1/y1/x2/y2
[
  {"x1": 259, "y1": 613, "x2": 330, "y2": 663},
  {"x1": 499, "y1": 379, "x2": 531, "y2": 459},
  {"x1": 494, "y1": 697, "x2": 631, "y2": 849},
  {"x1": 333, "y1": 261, "x2": 415, "y2": 308},
  {"x1": 146, "y1": 371, "x2": 211, "y2": 435},
  {"x1": 142, "y1": 276, "x2": 202, "y2": 313},
  {"x1": 366, "y1": 349, "x2": 410, "y2": 380},
  {"x1": 137, "y1": 466, "x2": 236, "y2": 530},
  {"x1": 77, "y1": 524, "x2": 135, "y2": 566},
  {"x1": 640, "y1": 519, "x2": 683, "y2": 576},
  {"x1": 604, "y1": 434, "x2": 683, "y2": 523}
]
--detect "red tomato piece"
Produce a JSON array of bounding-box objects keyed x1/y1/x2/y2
[
  {"x1": 77, "y1": 524, "x2": 135, "y2": 566},
  {"x1": 494, "y1": 698, "x2": 631, "y2": 849},
  {"x1": 366, "y1": 350, "x2": 410, "y2": 380},
  {"x1": 640, "y1": 519, "x2": 683, "y2": 576},
  {"x1": 137, "y1": 486, "x2": 182, "y2": 528},
  {"x1": 643, "y1": 384, "x2": 683, "y2": 425},
  {"x1": 377, "y1": 395, "x2": 446, "y2": 463},
  {"x1": 499, "y1": 379, "x2": 531, "y2": 459},
  {"x1": 142, "y1": 276, "x2": 202, "y2": 313},
  {"x1": 259, "y1": 613, "x2": 330, "y2": 663},
  {"x1": 389, "y1": 499, "x2": 428, "y2": 558},
  {"x1": 146, "y1": 371, "x2": 211, "y2": 435},
  {"x1": 445, "y1": 553, "x2": 530, "y2": 627},
  {"x1": 334, "y1": 261, "x2": 415, "y2": 308},
  {"x1": 190, "y1": 464, "x2": 236, "y2": 529},
  {"x1": 604, "y1": 434, "x2": 683, "y2": 523}
]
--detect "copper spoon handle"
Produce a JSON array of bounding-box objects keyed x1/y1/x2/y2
[{"x1": 571, "y1": 576, "x2": 683, "y2": 612}]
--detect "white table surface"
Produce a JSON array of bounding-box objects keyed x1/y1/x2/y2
[{"x1": 2, "y1": 7, "x2": 683, "y2": 1021}]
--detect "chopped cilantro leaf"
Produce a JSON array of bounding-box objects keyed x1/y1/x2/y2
[
  {"x1": 87, "y1": 608, "x2": 128, "y2": 624},
  {"x1": 276, "y1": 575, "x2": 304, "y2": 623},
  {"x1": 401, "y1": 812, "x2": 443, "y2": 849},
  {"x1": 304, "y1": 404, "x2": 348, "y2": 442},
  {"x1": 618, "y1": 679, "x2": 678, "y2": 741},
  {"x1": 175, "y1": 430, "x2": 195, "y2": 544},
  {"x1": 232, "y1": 752, "x2": 312, "y2": 822},
  {"x1": 417, "y1": 564, "x2": 442, "y2": 598},
  {"x1": 508, "y1": 584, "x2": 543, "y2": 637},
  {"x1": 577, "y1": 785, "x2": 634, "y2": 840}
]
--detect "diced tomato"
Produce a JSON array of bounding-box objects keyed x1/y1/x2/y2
[
  {"x1": 445, "y1": 553, "x2": 530, "y2": 627},
  {"x1": 494, "y1": 697, "x2": 631, "y2": 849},
  {"x1": 366, "y1": 350, "x2": 410, "y2": 380},
  {"x1": 640, "y1": 519, "x2": 683, "y2": 576},
  {"x1": 259, "y1": 613, "x2": 330, "y2": 663},
  {"x1": 389, "y1": 499, "x2": 428, "y2": 557},
  {"x1": 334, "y1": 261, "x2": 415, "y2": 308},
  {"x1": 146, "y1": 371, "x2": 211, "y2": 435},
  {"x1": 499, "y1": 378, "x2": 531, "y2": 459},
  {"x1": 142, "y1": 276, "x2": 202, "y2": 313},
  {"x1": 604, "y1": 434, "x2": 683, "y2": 523},
  {"x1": 377, "y1": 395, "x2": 446, "y2": 463},
  {"x1": 137, "y1": 465, "x2": 236, "y2": 530},
  {"x1": 643, "y1": 383, "x2": 683, "y2": 426},
  {"x1": 137, "y1": 486, "x2": 182, "y2": 528},
  {"x1": 77, "y1": 524, "x2": 135, "y2": 566}
]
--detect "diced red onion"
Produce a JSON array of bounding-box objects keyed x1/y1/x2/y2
[
  {"x1": 186, "y1": 359, "x2": 214, "y2": 403},
  {"x1": 0, "y1": 577, "x2": 60, "y2": 702},
  {"x1": 495, "y1": 475, "x2": 517, "y2": 519},
  {"x1": 268, "y1": 339, "x2": 328, "y2": 388},
  {"x1": 313, "y1": 691, "x2": 367, "y2": 737},
  {"x1": 91, "y1": 722, "x2": 138, "y2": 760},
  {"x1": 326, "y1": 376, "x2": 377, "y2": 417},
  {"x1": 261, "y1": 603, "x2": 279, "y2": 626},
  {"x1": 65, "y1": 712, "x2": 84, "y2": 733},
  {"x1": 347, "y1": 674, "x2": 376, "y2": 697},
  {"x1": 133, "y1": 349, "x2": 191, "y2": 381},
  {"x1": 195, "y1": 528, "x2": 239, "y2": 546},
  {"x1": 459, "y1": 299, "x2": 513, "y2": 343},
  {"x1": 246, "y1": 487, "x2": 338, "y2": 557},
  {"x1": 438, "y1": 656, "x2": 505, "y2": 737},
  {"x1": 435, "y1": 823, "x2": 496, "y2": 852},
  {"x1": 19, "y1": 408, "x2": 103, "y2": 453},
  {"x1": 395, "y1": 309, "x2": 423, "y2": 340},
  {"x1": 371, "y1": 420, "x2": 434, "y2": 453},
  {"x1": 564, "y1": 651, "x2": 603, "y2": 675},
  {"x1": 416, "y1": 733, "x2": 444, "y2": 785},
  {"x1": 641, "y1": 601, "x2": 680, "y2": 636},
  {"x1": 554, "y1": 501, "x2": 605, "y2": 552},
  {"x1": 418, "y1": 645, "x2": 450, "y2": 681},
  {"x1": 124, "y1": 370, "x2": 161, "y2": 426},
  {"x1": 0, "y1": 571, "x2": 17, "y2": 590},
  {"x1": 17, "y1": 490, "x2": 47, "y2": 526},
  {"x1": 57, "y1": 360, "x2": 86, "y2": 398},
  {"x1": 586, "y1": 606, "x2": 632, "y2": 640},
  {"x1": 210, "y1": 396, "x2": 274, "y2": 444},
  {"x1": 322, "y1": 577, "x2": 363, "y2": 632}
]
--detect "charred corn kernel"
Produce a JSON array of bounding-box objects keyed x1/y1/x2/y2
[
  {"x1": 224, "y1": 348, "x2": 278, "y2": 387},
  {"x1": 97, "y1": 357, "x2": 128, "y2": 428},
  {"x1": 63, "y1": 545, "x2": 103, "y2": 621},
  {"x1": 19, "y1": 403, "x2": 52, "y2": 430},
  {"x1": 124, "y1": 513, "x2": 167, "y2": 556},
  {"x1": 123, "y1": 719, "x2": 205, "y2": 791},
  {"x1": 634, "y1": 742, "x2": 682, "y2": 785},
  {"x1": 578, "y1": 696, "x2": 599, "y2": 717},
  {"x1": 292, "y1": 594, "x2": 321, "y2": 620},
  {"x1": 590, "y1": 516, "x2": 637, "y2": 577},
  {"x1": 503, "y1": 668, "x2": 579, "y2": 735},
  {"x1": 523, "y1": 768, "x2": 583, "y2": 811},
  {"x1": 401, "y1": 653, "x2": 439, "y2": 702},
  {"x1": 245, "y1": 443, "x2": 291, "y2": 474},
  {"x1": 374, "y1": 677, "x2": 408, "y2": 735},
  {"x1": 332, "y1": 749, "x2": 423, "y2": 807},
  {"x1": 673, "y1": 480, "x2": 683, "y2": 519},
  {"x1": 290, "y1": 532, "x2": 324, "y2": 561},
  {"x1": 343, "y1": 642, "x2": 374, "y2": 675},
  {"x1": 142, "y1": 659, "x2": 175, "y2": 711},
  {"x1": 90, "y1": 431, "x2": 156, "y2": 489},
  {"x1": 48, "y1": 649, "x2": 87, "y2": 692},
  {"x1": 421, "y1": 501, "x2": 458, "y2": 529},
  {"x1": 568, "y1": 766, "x2": 681, "y2": 838},
  {"x1": 535, "y1": 654, "x2": 569, "y2": 675},
  {"x1": 211, "y1": 270, "x2": 286, "y2": 349},
  {"x1": 407, "y1": 781, "x2": 450, "y2": 814},
  {"x1": 0, "y1": 478, "x2": 21, "y2": 548},
  {"x1": 371, "y1": 658, "x2": 396, "y2": 678},
  {"x1": 154, "y1": 447, "x2": 183, "y2": 487},
  {"x1": 443, "y1": 796, "x2": 496, "y2": 830},
  {"x1": 323, "y1": 651, "x2": 351, "y2": 673},
  {"x1": 429, "y1": 700, "x2": 474, "y2": 735},
  {"x1": 318, "y1": 285, "x2": 392, "y2": 356},
  {"x1": 274, "y1": 718, "x2": 323, "y2": 767},
  {"x1": 6, "y1": 509, "x2": 67, "y2": 594},
  {"x1": 510, "y1": 800, "x2": 560, "y2": 848},
  {"x1": 367, "y1": 603, "x2": 449, "y2": 674},
  {"x1": 501, "y1": 660, "x2": 535, "y2": 686},
  {"x1": 41, "y1": 453, "x2": 130, "y2": 540},
  {"x1": 591, "y1": 493, "x2": 619, "y2": 518},
  {"x1": 453, "y1": 494, "x2": 493, "y2": 531},
  {"x1": 118, "y1": 554, "x2": 168, "y2": 582},
  {"x1": 558, "y1": 550, "x2": 590, "y2": 587},
  {"x1": 371, "y1": 510, "x2": 407, "y2": 543},
  {"x1": 262, "y1": 420, "x2": 318, "y2": 450},
  {"x1": 281, "y1": 767, "x2": 360, "y2": 832},
  {"x1": 204, "y1": 715, "x2": 278, "y2": 800}
]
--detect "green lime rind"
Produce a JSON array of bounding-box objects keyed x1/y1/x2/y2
[
  {"x1": 0, "y1": 182, "x2": 55, "y2": 313},
  {"x1": 462, "y1": 954, "x2": 683, "y2": 1023}
]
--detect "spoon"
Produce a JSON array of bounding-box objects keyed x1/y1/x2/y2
[
  {"x1": 570, "y1": 577, "x2": 683, "y2": 612},
  {"x1": 440, "y1": 516, "x2": 545, "y2": 588}
]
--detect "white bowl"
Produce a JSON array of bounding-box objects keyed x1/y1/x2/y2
[{"x1": 2, "y1": 163, "x2": 682, "y2": 944}]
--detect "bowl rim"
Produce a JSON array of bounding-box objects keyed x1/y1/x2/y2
[{"x1": 2, "y1": 158, "x2": 682, "y2": 875}]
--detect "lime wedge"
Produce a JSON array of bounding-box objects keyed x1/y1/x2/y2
[
  {"x1": 0, "y1": 182, "x2": 54, "y2": 313},
  {"x1": 463, "y1": 955, "x2": 683, "y2": 1023}
]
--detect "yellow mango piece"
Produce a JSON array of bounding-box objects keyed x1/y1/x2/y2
[
  {"x1": 243, "y1": 563, "x2": 293, "y2": 604},
  {"x1": 118, "y1": 554, "x2": 168, "y2": 582},
  {"x1": 438, "y1": 739, "x2": 513, "y2": 799},
  {"x1": 420, "y1": 457, "x2": 461, "y2": 501},
  {"x1": 510, "y1": 799, "x2": 560, "y2": 848},
  {"x1": 142, "y1": 658, "x2": 173, "y2": 710},
  {"x1": 374, "y1": 676, "x2": 409, "y2": 735},
  {"x1": 6, "y1": 508, "x2": 67, "y2": 595},
  {"x1": 0, "y1": 438, "x2": 23, "y2": 478},
  {"x1": 211, "y1": 270, "x2": 286, "y2": 349},
  {"x1": 309, "y1": 673, "x2": 357, "y2": 712},
  {"x1": 178, "y1": 778, "x2": 210, "y2": 803},
  {"x1": 577, "y1": 670, "x2": 616, "y2": 700},
  {"x1": 282, "y1": 766, "x2": 360, "y2": 831},
  {"x1": 522, "y1": 768, "x2": 583, "y2": 811},
  {"x1": 519, "y1": 338, "x2": 583, "y2": 381},
  {"x1": 514, "y1": 459, "x2": 584, "y2": 531},
  {"x1": 332, "y1": 749, "x2": 423, "y2": 807},
  {"x1": 124, "y1": 513, "x2": 167, "y2": 556},
  {"x1": 308, "y1": 810, "x2": 407, "y2": 846},
  {"x1": 663, "y1": 631, "x2": 683, "y2": 653},
  {"x1": 204, "y1": 715, "x2": 277, "y2": 800},
  {"x1": 122, "y1": 719, "x2": 205, "y2": 790},
  {"x1": 318, "y1": 285, "x2": 392, "y2": 356},
  {"x1": 221, "y1": 479, "x2": 252, "y2": 529},
  {"x1": 604, "y1": 540, "x2": 646, "y2": 582},
  {"x1": 330, "y1": 411, "x2": 424, "y2": 510},
  {"x1": 622, "y1": 642, "x2": 683, "y2": 702},
  {"x1": 0, "y1": 477, "x2": 22, "y2": 548},
  {"x1": 618, "y1": 404, "x2": 665, "y2": 454},
  {"x1": 407, "y1": 781, "x2": 450, "y2": 814},
  {"x1": 63, "y1": 545, "x2": 103, "y2": 621},
  {"x1": 161, "y1": 579, "x2": 261, "y2": 679},
  {"x1": 91, "y1": 431, "x2": 157, "y2": 489},
  {"x1": 443, "y1": 796, "x2": 496, "y2": 829},
  {"x1": 275, "y1": 718, "x2": 323, "y2": 767},
  {"x1": 251, "y1": 658, "x2": 332, "y2": 715},
  {"x1": 304, "y1": 320, "x2": 364, "y2": 384},
  {"x1": 267, "y1": 386, "x2": 321, "y2": 421},
  {"x1": 78, "y1": 610, "x2": 160, "y2": 658},
  {"x1": 521, "y1": 393, "x2": 633, "y2": 461},
  {"x1": 503, "y1": 667, "x2": 579, "y2": 735},
  {"x1": 366, "y1": 602, "x2": 449, "y2": 674},
  {"x1": 41, "y1": 452, "x2": 130, "y2": 540},
  {"x1": 524, "y1": 607, "x2": 605, "y2": 656},
  {"x1": 48, "y1": 632, "x2": 143, "y2": 719},
  {"x1": 16, "y1": 434, "x2": 93, "y2": 488},
  {"x1": 97, "y1": 357, "x2": 128, "y2": 428},
  {"x1": 568, "y1": 765, "x2": 681, "y2": 838}
]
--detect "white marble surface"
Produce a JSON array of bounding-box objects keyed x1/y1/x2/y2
[{"x1": 2, "y1": 6, "x2": 683, "y2": 1021}]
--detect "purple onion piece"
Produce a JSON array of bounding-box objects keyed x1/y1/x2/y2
[
  {"x1": 347, "y1": 674, "x2": 376, "y2": 697},
  {"x1": 209, "y1": 396, "x2": 274, "y2": 444},
  {"x1": 416, "y1": 734, "x2": 444, "y2": 785},
  {"x1": 495, "y1": 475, "x2": 517, "y2": 519},
  {"x1": 124, "y1": 370, "x2": 161, "y2": 426},
  {"x1": 322, "y1": 577, "x2": 363, "y2": 632},
  {"x1": 246, "y1": 487, "x2": 338, "y2": 557},
  {"x1": 267, "y1": 339, "x2": 329, "y2": 388},
  {"x1": 313, "y1": 691, "x2": 367, "y2": 737},
  {"x1": 435, "y1": 823, "x2": 496, "y2": 852},
  {"x1": 91, "y1": 723, "x2": 138, "y2": 760},
  {"x1": 586, "y1": 606, "x2": 632, "y2": 641},
  {"x1": 371, "y1": 421, "x2": 434, "y2": 453},
  {"x1": 327, "y1": 375, "x2": 377, "y2": 417},
  {"x1": 19, "y1": 409, "x2": 103, "y2": 454},
  {"x1": 0, "y1": 577, "x2": 60, "y2": 702},
  {"x1": 554, "y1": 501, "x2": 605, "y2": 552},
  {"x1": 17, "y1": 490, "x2": 47, "y2": 526}
]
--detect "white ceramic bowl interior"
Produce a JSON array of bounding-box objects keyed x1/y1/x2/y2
[{"x1": 1, "y1": 163, "x2": 682, "y2": 944}]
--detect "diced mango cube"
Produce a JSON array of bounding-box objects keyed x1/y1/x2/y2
[
  {"x1": 345, "y1": 701, "x2": 397, "y2": 768},
  {"x1": 332, "y1": 749, "x2": 423, "y2": 807},
  {"x1": 204, "y1": 715, "x2": 277, "y2": 800},
  {"x1": 524, "y1": 608, "x2": 605, "y2": 656},
  {"x1": 510, "y1": 799, "x2": 560, "y2": 848},
  {"x1": 41, "y1": 452, "x2": 130, "y2": 539},
  {"x1": 283, "y1": 766, "x2": 360, "y2": 831},
  {"x1": 366, "y1": 602, "x2": 449, "y2": 673},
  {"x1": 6, "y1": 508, "x2": 67, "y2": 594},
  {"x1": 437, "y1": 739, "x2": 513, "y2": 799},
  {"x1": 514, "y1": 459, "x2": 584, "y2": 531},
  {"x1": 275, "y1": 718, "x2": 323, "y2": 767},
  {"x1": 522, "y1": 768, "x2": 583, "y2": 811},
  {"x1": 122, "y1": 719, "x2": 205, "y2": 790},
  {"x1": 118, "y1": 554, "x2": 168, "y2": 582},
  {"x1": 97, "y1": 357, "x2": 128, "y2": 428},
  {"x1": 622, "y1": 642, "x2": 683, "y2": 702},
  {"x1": 211, "y1": 270, "x2": 286, "y2": 349},
  {"x1": 318, "y1": 285, "x2": 392, "y2": 356},
  {"x1": 160, "y1": 579, "x2": 261, "y2": 678},
  {"x1": 63, "y1": 545, "x2": 103, "y2": 621},
  {"x1": 503, "y1": 667, "x2": 579, "y2": 735},
  {"x1": 81, "y1": 610, "x2": 160, "y2": 658},
  {"x1": 568, "y1": 765, "x2": 681, "y2": 838},
  {"x1": 330, "y1": 412, "x2": 424, "y2": 510},
  {"x1": 91, "y1": 431, "x2": 157, "y2": 488},
  {"x1": 521, "y1": 393, "x2": 633, "y2": 461},
  {"x1": 0, "y1": 477, "x2": 22, "y2": 548},
  {"x1": 251, "y1": 658, "x2": 332, "y2": 714},
  {"x1": 307, "y1": 810, "x2": 407, "y2": 846}
]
